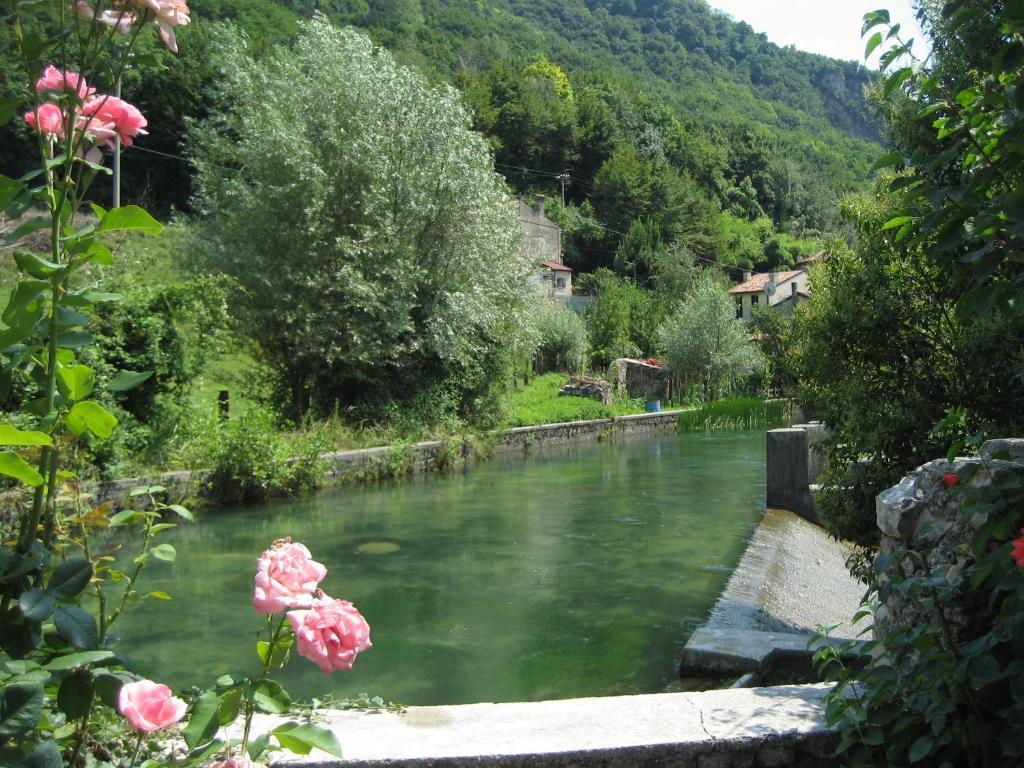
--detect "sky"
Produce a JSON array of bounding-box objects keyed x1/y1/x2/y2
[{"x1": 707, "y1": 1, "x2": 925, "y2": 66}]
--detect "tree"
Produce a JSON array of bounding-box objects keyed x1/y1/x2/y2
[
  {"x1": 789, "y1": 1, "x2": 1024, "y2": 544},
  {"x1": 658, "y1": 274, "x2": 763, "y2": 401},
  {"x1": 591, "y1": 145, "x2": 723, "y2": 263},
  {"x1": 191, "y1": 20, "x2": 534, "y2": 419},
  {"x1": 476, "y1": 59, "x2": 579, "y2": 193},
  {"x1": 614, "y1": 218, "x2": 664, "y2": 284},
  {"x1": 531, "y1": 301, "x2": 588, "y2": 374},
  {"x1": 749, "y1": 303, "x2": 794, "y2": 396},
  {"x1": 580, "y1": 269, "x2": 639, "y2": 368},
  {"x1": 790, "y1": 193, "x2": 1024, "y2": 543}
]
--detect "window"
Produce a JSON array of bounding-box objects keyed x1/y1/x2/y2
[
  {"x1": 735, "y1": 298, "x2": 743, "y2": 319},
  {"x1": 555, "y1": 277, "x2": 566, "y2": 289},
  {"x1": 751, "y1": 294, "x2": 759, "y2": 305}
]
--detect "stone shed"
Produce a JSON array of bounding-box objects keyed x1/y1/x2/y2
[{"x1": 610, "y1": 358, "x2": 670, "y2": 402}]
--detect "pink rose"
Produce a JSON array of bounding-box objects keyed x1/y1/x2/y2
[
  {"x1": 81, "y1": 95, "x2": 148, "y2": 148},
  {"x1": 117, "y1": 680, "x2": 186, "y2": 732},
  {"x1": 99, "y1": 7, "x2": 137, "y2": 32},
  {"x1": 35, "y1": 65, "x2": 94, "y2": 100},
  {"x1": 287, "y1": 595, "x2": 372, "y2": 674},
  {"x1": 252, "y1": 539, "x2": 327, "y2": 614},
  {"x1": 24, "y1": 104, "x2": 65, "y2": 138},
  {"x1": 133, "y1": 0, "x2": 190, "y2": 53},
  {"x1": 73, "y1": 1, "x2": 136, "y2": 32}
]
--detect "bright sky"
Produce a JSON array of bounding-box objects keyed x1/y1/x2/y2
[{"x1": 707, "y1": 1, "x2": 925, "y2": 66}]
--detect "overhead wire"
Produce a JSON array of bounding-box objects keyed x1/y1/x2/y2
[{"x1": 124, "y1": 145, "x2": 753, "y2": 277}]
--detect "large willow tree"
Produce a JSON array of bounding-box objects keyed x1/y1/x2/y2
[{"x1": 191, "y1": 19, "x2": 532, "y2": 418}]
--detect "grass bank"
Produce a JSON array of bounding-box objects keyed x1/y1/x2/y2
[{"x1": 499, "y1": 374, "x2": 646, "y2": 428}]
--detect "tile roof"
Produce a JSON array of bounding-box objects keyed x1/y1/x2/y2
[
  {"x1": 542, "y1": 260, "x2": 573, "y2": 272},
  {"x1": 728, "y1": 269, "x2": 804, "y2": 294}
]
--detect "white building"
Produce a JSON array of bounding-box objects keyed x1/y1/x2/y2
[{"x1": 728, "y1": 268, "x2": 810, "y2": 322}]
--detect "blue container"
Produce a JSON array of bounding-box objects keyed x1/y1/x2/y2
[{"x1": 645, "y1": 400, "x2": 661, "y2": 413}]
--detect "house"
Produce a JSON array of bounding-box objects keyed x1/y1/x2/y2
[
  {"x1": 728, "y1": 268, "x2": 810, "y2": 322},
  {"x1": 519, "y1": 194, "x2": 572, "y2": 301}
]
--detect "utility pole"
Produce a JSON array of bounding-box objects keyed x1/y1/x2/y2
[{"x1": 556, "y1": 172, "x2": 569, "y2": 206}]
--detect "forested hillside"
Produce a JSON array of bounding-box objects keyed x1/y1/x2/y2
[{"x1": 1, "y1": 0, "x2": 881, "y2": 274}]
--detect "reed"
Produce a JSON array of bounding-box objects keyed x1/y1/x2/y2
[{"x1": 676, "y1": 397, "x2": 787, "y2": 432}]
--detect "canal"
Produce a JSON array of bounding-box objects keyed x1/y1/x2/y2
[{"x1": 116, "y1": 430, "x2": 766, "y2": 705}]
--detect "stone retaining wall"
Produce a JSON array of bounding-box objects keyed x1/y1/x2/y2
[
  {"x1": 875, "y1": 438, "x2": 1024, "y2": 642},
  {"x1": 91, "y1": 410, "x2": 688, "y2": 507}
]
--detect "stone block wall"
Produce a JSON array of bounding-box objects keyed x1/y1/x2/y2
[
  {"x1": 875, "y1": 438, "x2": 1024, "y2": 641},
  {"x1": 253, "y1": 685, "x2": 841, "y2": 768},
  {"x1": 609, "y1": 358, "x2": 670, "y2": 402},
  {"x1": 82, "y1": 410, "x2": 688, "y2": 510}
]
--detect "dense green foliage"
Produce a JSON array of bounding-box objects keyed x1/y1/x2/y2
[
  {"x1": 749, "y1": 304, "x2": 796, "y2": 397},
  {"x1": 793, "y1": 194, "x2": 1024, "y2": 543},
  {"x1": 191, "y1": 21, "x2": 534, "y2": 421},
  {"x1": 796, "y1": 3, "x2": 1024, "y2": 766},
  {"x1": 581, "y1": 269, "x2": 668, "y2": 368},
  {"x1": 1, "y1": 0, "x2": 878, "y2": 273},
  {"x1": 531, "y1": 302, "x2": 589, "y2": 374},
  {"x1": 791, "y1": 0, "x2": 1024, "y2": 541},
  {"x1": 188, "y1": 405, "x2": 328, "y2": 504}
]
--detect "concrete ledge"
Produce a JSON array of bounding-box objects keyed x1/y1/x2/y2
[
  {"x1": 681, "y1": 509, "x2": 868, "y2": 684},
  {"x1": 250, "y1": 685, "x2": 837, "y2": 767},
  {"x1": 681, "y1": 627, "x2": 861, "y2": 680}
]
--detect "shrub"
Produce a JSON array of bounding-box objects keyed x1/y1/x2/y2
[
  {"x1": 581, "y1": 269, "x2": 639, "y2": 367},
  {"x1": 532, "y1": 302, "x2": 589, "y2": 374},
  {"x1": 580, "y1": 269, "x2": 667, "y2": 368},
  {"x1": 82, "y1": 275, "x2": 231, "y2": 472},
  {"x1": 816, "y1": 447, "x2": 1024, "y2": 766},
  {"x1": 790, "y1": 195, "x2": 1024, "y2": 543},
  {"x1": 187, "y1": 406, "x2": 328, "y2": 505}
]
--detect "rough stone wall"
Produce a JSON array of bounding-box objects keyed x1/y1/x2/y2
[
  {"x1": 875, "y1": 438, "x2": 1024, "y2": 642},
  {"x1": 78, "y1": 411, "x2": 687, "y2": 510},
  {"x1": 609, "y1": 358, "x2": 670, "y2": 402},
  {"x1": 559, "y1": 376, "x2": 612, "y2": 404}
]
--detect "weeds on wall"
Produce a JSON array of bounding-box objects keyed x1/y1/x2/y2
[{"x1": 182, "y1": 406, "x2": 329, "y2": 505}]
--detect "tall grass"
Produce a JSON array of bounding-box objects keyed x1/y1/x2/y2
[{"x1": 676, "y1": 397, "x2": 787, "y2": 432}]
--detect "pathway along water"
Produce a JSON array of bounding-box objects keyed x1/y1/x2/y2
[{"x1": 117, "y1": 430, "x2": 767, "y2": 706}]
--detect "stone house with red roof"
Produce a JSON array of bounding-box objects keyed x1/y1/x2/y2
[
  {"x1": 519, "y1": 195, "x2": 572, "y2": 301},
  {"x1": 728, "y1": 268, "x2": 810, "y2": 322}
]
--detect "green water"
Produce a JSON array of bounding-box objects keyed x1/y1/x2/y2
[{"x1": 116, "y1": 430, "x2": 766, "y2": 705}]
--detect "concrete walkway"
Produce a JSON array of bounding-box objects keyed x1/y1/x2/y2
[{"x1": 258, "y1": 685, "x2": 836, "y2": 767}]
